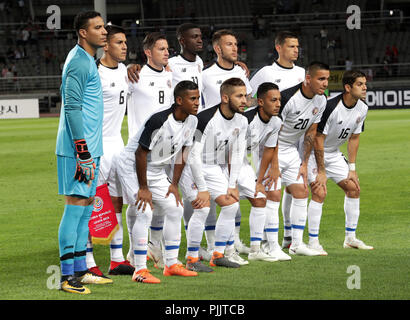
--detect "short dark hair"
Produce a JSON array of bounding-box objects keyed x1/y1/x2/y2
[
  {"x1": 174, "y1": 80, "x2": 199, "y2": 101},
  {"x1": 73, "y1": 11, "x2": 101, "y2": 34},
  {"x1": 257, "y1": 82, "x2": 279, "y2": 99},
  {"x1": 105, "y1": 24, "x2": 125, "y2": 41},
  {"x1": 275, "y1": 31, "x2": 298, "y2": 46},
  {"x1": 306, "y1": 61, "x2": 330, "y2": 75},
  {"x1": 176, "y1": 23, "x2": 200, "y2": 40},
  {"x1": 142, "y1": 32, "x2": 167, "y2": 50},
  {"x1": 220, "y1": 77, "x2": 246, "y2": 96},
  {"x1": 212, "y1": 29, "x2": 237, "y2": 46},
  {"x1": 342, "y1": 70, "x2": 366, "y2": 88}
]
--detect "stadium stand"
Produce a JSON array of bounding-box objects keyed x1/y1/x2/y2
[{"x1": 0, "y1": 0, "x2": 409, "y2": 112}]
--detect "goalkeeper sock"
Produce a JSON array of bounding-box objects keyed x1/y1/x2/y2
[
  {"x1": 74, "y1": 204, "x2": 93, "y2": 273},
  {"x1": 58, "y1": 204, "x2": 85, "y2": 276}
]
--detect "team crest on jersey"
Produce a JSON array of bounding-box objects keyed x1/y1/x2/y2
[
  {"x1": 312, "y1": 107, "x2": 319, "y2": 115},
  {"x1": 356, "y1": 116, "x2": 361, "y2": 124},
  {"x1": 110, "y1": 82, "x2": 115, "y2": 87},
  {"x1": 167, "y1": 79, "x2": 172, "y2": 88},
  {"x1": 181, "y1": 68, "x2": 187, "y2": 72},
  {"x1": 149, "y1": 82, "x2": 155, "y2": 86},
  {"x1": 217, "y1": 80, "x2": 222, "y2": 84},
  {"x1": 274, "y1": 79, "x2": 281, "y2": 83}
]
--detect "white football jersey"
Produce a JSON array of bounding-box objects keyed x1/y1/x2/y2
[
  {"x1": 318, "y1": 93, "x2": 368, "y2": 153},
  {"x1": 250, "y1": 61, "x2": 305, "y2": 97},
  {"x1": 97, "y1": 61, "x2": 128, "y2": 140},
  {"x1": 201, "y1": 62, "x2": 252, "y2": 109},
  {"x1": 244, "y1": 106, "x2": 282, "y2": 171},
  {"x1": 278, "y1": 82, "x2": 327, "y2": 148},
  {"x1": 195, "y1": 105, "x2": 248, "y2": 165},
  {"x1": 127, "y1": 64, "x2": 173, "y2": 140},
  {"x1": 124, "y1": 104, "x2": 197, "y2": 179},
  {"x1": 168, "y1": 54, "x2": 203, "y2": 91}
]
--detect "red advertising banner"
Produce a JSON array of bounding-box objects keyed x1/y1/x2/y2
[{"x1": 89, "y1": 183, "x2": 119, "y2": 245}]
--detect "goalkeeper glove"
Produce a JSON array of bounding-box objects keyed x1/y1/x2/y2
[{"x1": 74, "y1": 139, "x2": 96, "y2": 183}]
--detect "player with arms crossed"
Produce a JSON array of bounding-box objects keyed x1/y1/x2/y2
[
  {"x1": 85, "y1": 24, "x2": 134, "y2": 278},
  {"x1": 56, "y1": 11, "x2": 109, "y2": 295},
  {"x1": 268, "y1": 61, "x2": 329, "y2": 256},
  {"x1": 250, "y1": 30, "x2": 305, "y2": 250},
  {"x1": 181, "y1": 77, "x2": 248, "y2": 269},
  {"x1": 306, "y1": 70, "x2": 373, "y2": 253},
  {"x1": 112, "y1": 81, "x2": 200, "y2": 283}
]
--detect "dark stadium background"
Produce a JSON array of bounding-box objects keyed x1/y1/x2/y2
[{"x1": 0, "y1": 0, "x2": 409, "y2": 117}]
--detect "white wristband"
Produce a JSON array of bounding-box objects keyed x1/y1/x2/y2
[{"x1": 348, "y1": 163, "x2": 356, "y2": 171}]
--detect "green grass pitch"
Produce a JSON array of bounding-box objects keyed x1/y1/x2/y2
[{"x1": 0, "y1": 109, "x2": 409, "y2": 301}]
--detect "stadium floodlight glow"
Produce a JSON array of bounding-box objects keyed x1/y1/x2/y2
[
  {"x1": 390, "y1": 10, "x2": 394, "y2": 16},
  {"x1": 136, "y1": 20, "x2": 140, "y2": 25}
]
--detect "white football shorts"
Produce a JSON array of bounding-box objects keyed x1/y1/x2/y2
[
  {"x1": 307, "y1": 150, "x2": 349, "y2": 184},
  {"x1": 278, "y1": 145, "x2": 304, "y2": 187},
  {"x1": 179, "y1": 164, "x2": 229, "y2": 202}
]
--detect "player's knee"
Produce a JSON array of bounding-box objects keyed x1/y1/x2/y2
[
  {"x1": 311, "y1": 188, "x2": 326, "y2": 203},
  {"x1": 346, "y1": 189, "x2": 360, "y2": 198},
  {"x1": 267, "y1": 190, "x2": 281, "y2": 202},
  {"x1": 250, "y1": 197, "x2": 266, "y2": 208}
]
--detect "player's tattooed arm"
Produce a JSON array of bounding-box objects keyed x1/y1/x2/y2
[
  {"x1": 298, "y1": 123, "x2": 318, "y2": 189},
  {"x1": 312, "y1": 132, "x2": 327, "y2": 193}
]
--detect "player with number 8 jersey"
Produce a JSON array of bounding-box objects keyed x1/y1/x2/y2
[{"x1": 127, "y1": 32, "x2": 173, "y2": 140}]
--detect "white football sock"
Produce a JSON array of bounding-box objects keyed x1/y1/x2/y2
[
  {"x1": 187, "y1": 207, "x2": 210, "y2": 258},
  {"x1": 214, "y1": 202, "x2": 239, "y2": 254},
  {"x1": 86, "y1": 238, "x2": 97, "y2": 269},
  {"x1": 126, "y1": 205, "x2": 137, "y2": 261},
  {"x1": 282, "y1": 189, "x2": 292, "y2": 238},
  {"x1": 265, "y1": 200, "x2": 280, "y2": 248},
  {"x1": 163, "y1": 205, "x2": 183, "y2": 267},
  {"x1": 249, "y1": 206, "x2": 266, "y2": 250},
  {"x1": 132, "y1": 207, "x2": 152, "y2": 272},
  {"x1": 205, "y1": 202, "x2": 217, "y2": 250},
  {"x1": 308, "y1": 200, "x2": 323, "y2": 244},
  {"x1": 110, "y1": 213, "x2": 125, "y2": 262},
  {"x1": 149, "y1": 213, "x2": 164, "y2": 248},
  {"x1": 344, "y1": 196, "x2": 360, "y2": 239},
  {"x1": 290, "y1": 197, "x2": 308, "y2": 247}
]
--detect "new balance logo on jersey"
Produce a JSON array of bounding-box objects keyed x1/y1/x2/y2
[
  {"x1": 149, "y1": 82, "x2": 155, "y2": 86},
  {"x1": 275, "y1": 79, "x2": 281, "y2": 83},
  {"x1": 295, "y1": 111, "x2": 301, "y2": 115},
  {"x1": 216, "y1": 80, "x2": 222, "y2": 85},
  {"x1": 181, "y1": 68, "x2": 187, "y2": 72},
  {"x1": 110, "y1": 82, "x2": 115, "y2": 87},
  {"x1": 338, "y1": 121, "x2": 343, "y2": 124}
]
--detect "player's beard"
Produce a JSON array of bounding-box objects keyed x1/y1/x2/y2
[
  {"x1": 220, "y1": 48, "x2": 237, "y2": 64},
  {"x1": 228, "y1": 98, "x2": 244, "y2": 114}
]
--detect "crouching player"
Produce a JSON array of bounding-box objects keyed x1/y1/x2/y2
[{"x1": 111, "y1": 81, "x2": 200, "y2": 283}]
